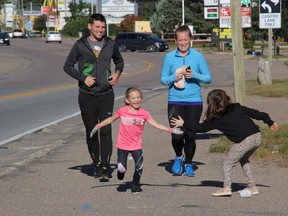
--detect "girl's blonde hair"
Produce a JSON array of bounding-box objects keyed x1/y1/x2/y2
[{"x1": 124, "y1": 86, "x2": 143, "y2": 105}]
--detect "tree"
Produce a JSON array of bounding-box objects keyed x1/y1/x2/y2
[
  {"x1": 33, "y1": 15, "x2": 46, "y2": 32},
  {"x1": 68, "y1": 0, "x2": 90, "y2": 21},
  {"x1": 61, "y1": 16, "x2": 89, "y2": 37},
  {"x1": 185, "y1": 0, "x2": 218, "y2": 33},
  {"x1": 150, "y1": 0, "x2": 182, "y2": 36},
  {"x1": 120, "y1": 15, "x2": 144, "y2": 32},
  {"x1": 150, "y1": 0, "x2": 218, "y2": 36},
  {"x1": 61, "y1": 0, "x2": 90, "y2": 37},
  {"x1": 279, "y1": 0, "x2": 288, "y2": 40}
]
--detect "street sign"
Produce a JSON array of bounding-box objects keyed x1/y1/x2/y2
[
  {"x1": 204, "y1": 0, "x2": 218, "y2": 6},
  {"x1": 219, "y1": 7, "x2": 231, "y2": 28},
  {"x1": 219, "y1": 0, "x2": 251, "y2": 28},
  {"x1": 259, "y1": 0, "x2": 281, "y2": 29},
  {"x1": 241, "y1": 1, "x2": 251, "y2": 28},
  {"x1": 204, "y1": 7, "x2": 219, "y2": 19}
]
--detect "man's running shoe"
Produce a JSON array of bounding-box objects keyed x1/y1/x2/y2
[
  {"x1": 93, "y1": 164, "x2": 102, "y2": 179},
  {"x1": 184, "y1": 164, "x2": 195, "y2": 177},
  {"x1": 117, "y1": 171, "x2": 125, "y2": 180},
  {"x1": 172, "y1": 155, "x2": 185, "y2": 175},
  {"x1": 131, "y1": 183, "x2": 142, "y2": 194},
  {"x1": 99, "y1": 165, "x2": 110, "y2": 182}
]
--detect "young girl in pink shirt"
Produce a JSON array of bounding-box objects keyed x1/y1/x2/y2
[{"x1": 90, "y1": 86, "x2": 182, "y2": 194}]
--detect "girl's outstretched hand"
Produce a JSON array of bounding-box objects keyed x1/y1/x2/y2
[
  {"x1": 90, "y1": 123, "x2": 103, "y2": 138},
  {"x1": 270, "y1": 123, "x2": 278, "y2": 131},
  {"x1": 170, "y1": 115, "x2": 184, "y2": 127}
]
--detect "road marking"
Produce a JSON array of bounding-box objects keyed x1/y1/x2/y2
[
  {"x1": 0, "y1": 84, "x2": 76, "y2": 100},
  {"x1": 121, "y1": 60, "x2": 154, "y2": 78},
  {"x1": 0, "y1": 61, "x2": 155, "y2": 101}
]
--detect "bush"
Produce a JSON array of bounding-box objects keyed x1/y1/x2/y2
[
  {"x1": 243, "y1": 39, "x2": 252, "y2": 49},
  {"x1": 62, "y1": 16, "x2": 89, "y2": 37}
]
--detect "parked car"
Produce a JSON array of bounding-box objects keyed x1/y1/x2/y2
[
  {"x1": 115, "y1": 32, "x2": 169, "y2": 52},
  {"x1": 13, "y1": 29, "x2": 24, "y2": 38},
  {"x1": 45, "y1": 31, "x2": 62, "y2": 43},
  {"x1": 25, "y1": 30, "x2": 42, "y2": 38},
  {"x1": 0, "y1": 32, "x2": 10, "y2": 45}
]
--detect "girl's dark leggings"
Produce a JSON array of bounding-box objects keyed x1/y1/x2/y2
[{"x1": 117, "y1": 148, "x2": 143, "y2": 184}]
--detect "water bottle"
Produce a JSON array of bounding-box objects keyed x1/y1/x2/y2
[{"x1": 240, "y1": 189, "x2": 252, "y2": 198}]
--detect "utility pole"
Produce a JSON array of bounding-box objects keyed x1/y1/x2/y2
[
  {"x1": 267, "y1": 28, "x2": 273, "y2": 83},
  {"x1": 21, "y1": 0, "x2": 24, "y2": 29},
  {"x1": 182, "y1": 0, "x2": 185, "y2": 25},
  {"x1": 91, "y1": 0, "x2": 93, "y2": 14},
  {"x1": 230, "y1": 0, "x2": 246, "y2": 105}
]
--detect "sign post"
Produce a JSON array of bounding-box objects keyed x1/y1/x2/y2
[
  {"x1": 259, "y1": 0, "x2": 281, "y2": 29},
  {"x1": 259, "y1": 0, "x2": 282, "y2": 84}
]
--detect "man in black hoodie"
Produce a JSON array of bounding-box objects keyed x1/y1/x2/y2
[{"x1": 64, "y1": 13, "x2": 124, "y2": 181}]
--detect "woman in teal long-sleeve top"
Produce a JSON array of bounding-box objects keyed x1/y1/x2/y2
[{"x1": 160, "y1": 25, "x2": 212, "y2": 177}]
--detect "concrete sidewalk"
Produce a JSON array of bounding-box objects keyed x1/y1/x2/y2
[{"x1": 1, "y1": 86, "x2": 288, "y2": 216}]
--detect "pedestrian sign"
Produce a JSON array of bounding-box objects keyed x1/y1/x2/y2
[{"x1": 259, "y1": 0, "x2": 281, "y2": 29}]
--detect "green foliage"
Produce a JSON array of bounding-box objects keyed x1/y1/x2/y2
[
  {"x1": 108, "y1": 24, "x2": 122, "y2": 37},
  {"x1": 61, "y1": 16, "x2": 89, "y2": 37},
  {"x1": 33, "y1": 15, "x2": 46, "y2": 32},
  {"x1": 142, "y1": 2, "x2": 155, "y2": 20},
  {"x1": 185, "y1": 0, "x2": 218, "y2": 33},
  {"x1": 209, "y1": 124, "x2": 288, "y2": 167},
  {"x1": 209, "y1": 136, "x2": 232, "y2": 153},
  {"x1": 150, "y1": 0, "x2": 219, "y2": 35},
  {"x1": 67, "y1": 0, "x2": 90, "y2": 21},
  {"x1": 243, "y1": 39, "x2": 253, "y2": 49},
  {"x1": 61, "y1": 0, "x2": 90, "y2": 37},
  {"x1": 258, "y1": 125, "x2": 288, "y2": 159},
  {"x1": 150, "y1": 0, "x2": 182, "y2": 35},
  {"x1": 246, "y1": 79, "x2": 288, "y2": 98}
]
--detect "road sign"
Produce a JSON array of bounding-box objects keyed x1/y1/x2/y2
[
  {"x1": 219, "y1": 0, "x2": 231, "y2": 28},
  {"x1": 259, "y1": 0, "x2": 281, "y2": 29},
  {"x1": 204, "y1": 7, "x2": 219, "y2": 19},
  {"x1": 219, "y1": 0, "x2": 251, "y2": 28},
  {"x1": 204, "y1": 0, "x2": 218, "y2": 6}
]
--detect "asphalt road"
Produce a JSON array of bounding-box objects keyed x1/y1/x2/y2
[
  {"x1": 1, "y1": 38, "x2": 288, "y2": 215},
  {"x1": 1, "y1": 88, "x2": 288, "y2": 216},
  {"x1": 0, "y1": 38, "x2": 167, "y2": 145}
]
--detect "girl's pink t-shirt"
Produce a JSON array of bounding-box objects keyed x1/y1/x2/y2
[{"x1": 115, "y1": 106, "x2": 152, "y2": 151}]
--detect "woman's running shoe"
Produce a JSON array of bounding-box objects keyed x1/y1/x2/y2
[
  {"x1": 172, "y1": 155, "x2": 185, "y2": 175},
  {"x1": 184, "y1": 164, "x2": 195, "y2": 177}
]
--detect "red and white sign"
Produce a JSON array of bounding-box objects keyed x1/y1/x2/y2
[
  {"x1": 219, "y1": 0, "x2": 251, "y2": 28},
  {"x1": 219, "y1": 0, "x2": 231, "y2": 28},
  {"x1": 41, "y1": 6, "x2": 50, "y2": 15},
  {"x1": 220, "y1": 7, "x2": 231, "y2": 17}
]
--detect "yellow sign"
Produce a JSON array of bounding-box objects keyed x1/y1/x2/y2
[{"x1": 213, "y1": 28, "x2": 232, "y2": 39}]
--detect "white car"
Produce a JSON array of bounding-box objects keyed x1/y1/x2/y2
[
  {"x1": 13, "y1": 29, "x2": 24, "y2": 38},
  {"x1": 45, "y1": 31, "x2": 62, "y2": 43}
]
